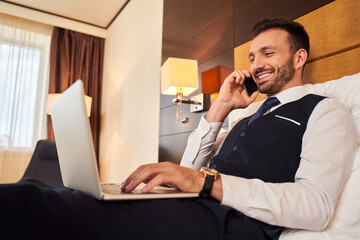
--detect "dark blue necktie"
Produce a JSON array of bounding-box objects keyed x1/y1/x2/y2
[{"x1": 248, "y1": 97, "x2": 280, "y2": 125}]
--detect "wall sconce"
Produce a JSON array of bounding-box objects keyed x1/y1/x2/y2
[
  {"x1": 46, "y1": 93, "x2": 92, "y2": 117},
  {"x1": 201, "y1": 66, "x2": 232, "y2": 101},
  {"x1": 161, "y1": 57, "x2": 208, "y2": 123}
]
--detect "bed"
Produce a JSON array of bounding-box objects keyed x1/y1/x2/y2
[{"x1": 230, "y1": 0, "x2": 360, "y2": 238}]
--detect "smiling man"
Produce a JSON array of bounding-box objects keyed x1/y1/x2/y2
[
  {"x1": 123, "y1": 19, "x2": 357, "y2": 239},
  {"x1": 250, "y1": 32, "x2": 297, "y2": 94}
]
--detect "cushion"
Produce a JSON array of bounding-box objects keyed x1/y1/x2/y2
[
  {"x1": 228, "y1": 72, "x2": 360, "y2": 239},
  {"x1": 38, "y1": 139, "x2": 58, "y2": 160}
]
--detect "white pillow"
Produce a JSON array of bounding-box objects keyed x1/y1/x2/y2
[
  {"x1": 228, "y1": 73, "x2": 360, "y2": 239},
  {"x1": 281, "y1": 73, "x2": 360, "y2": 239}
]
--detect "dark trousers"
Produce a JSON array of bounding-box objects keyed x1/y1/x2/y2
[{"x1": 0, "y1": 183, "x2": 269, "y2": 240}]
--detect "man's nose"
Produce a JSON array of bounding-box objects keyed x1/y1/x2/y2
[{"x1": 251, "y1": 57, "x2": 266, "y2": 75}]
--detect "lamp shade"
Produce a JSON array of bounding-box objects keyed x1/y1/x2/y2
[
  {"x1": 161, "y1": 57, "x2": 199, "y2": 96},
  {"x1": 47, "y1": 93, "x2": 92, "y2": 117}
]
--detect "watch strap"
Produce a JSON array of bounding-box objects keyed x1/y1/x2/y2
[{"x1": 200, "y1": 174, "x2": 215, "y2": 198}]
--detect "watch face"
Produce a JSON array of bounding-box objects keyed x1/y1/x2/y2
[{"x1": 201, "y1": 167, "x2": 218, "y2": 176}]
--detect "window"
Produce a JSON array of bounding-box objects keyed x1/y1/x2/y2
[
  {"x1": 0, "y1": 42, "x2": 42, "y2": 148},
  {"x1": 0, "y1": 14, "x2": 52, "y2": 150}
]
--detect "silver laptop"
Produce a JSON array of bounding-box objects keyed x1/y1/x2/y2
[{"x1": 50, "y1": 80, "x2": 199, "y2": 200}]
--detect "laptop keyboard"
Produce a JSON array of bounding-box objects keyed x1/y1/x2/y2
[
  {"x1": 101, "y1": 183, "x2": 122, "y2": 194},
  {"x1": 101, "y1": 183, "x2": 143, "y2": 195}
]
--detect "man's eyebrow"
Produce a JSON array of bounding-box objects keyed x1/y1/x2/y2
[{"x1": 249, "y1": 45, "x2": 277, "y2": 59}]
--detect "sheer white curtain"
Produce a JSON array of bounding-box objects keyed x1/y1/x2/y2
[{"x1": 0, "y1": 13, "x2": 52, "y2": 183}]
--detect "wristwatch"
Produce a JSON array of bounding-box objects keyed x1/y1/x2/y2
[{"x1": 199, "y1": 167, "x2": 219, "y2": 198}]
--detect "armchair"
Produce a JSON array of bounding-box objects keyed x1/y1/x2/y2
[{"x1": 19, "y1": 139, "x2": 64, "y2": 188}]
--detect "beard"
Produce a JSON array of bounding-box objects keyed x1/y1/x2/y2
[{"x1": 257, "y1": 57, "x2": 295, "y2": 95}]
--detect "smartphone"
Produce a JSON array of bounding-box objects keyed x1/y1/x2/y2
[{"x1": 243, "y1": 76, "x2": 258, "y2": 97}]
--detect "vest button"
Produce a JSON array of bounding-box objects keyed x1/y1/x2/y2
[
  {"x1": 240, "y1": 132, "x2": 246, "y2": 137},
  {"x1": 232, "y1": 145, "x2": 238, "y2": 151}
]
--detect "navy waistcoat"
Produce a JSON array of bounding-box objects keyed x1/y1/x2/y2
[{"x1": 209, "y1": 94, "x2": 326, "y2": 239}]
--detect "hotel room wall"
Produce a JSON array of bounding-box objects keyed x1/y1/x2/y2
[
  {"x1": 99, "y1": 0, "x2": 163, "y2": 182},
  {"x1": 159, "y1": 0, "x2": 333, "y2": 165}
]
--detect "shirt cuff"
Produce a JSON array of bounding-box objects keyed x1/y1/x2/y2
[
  {"x1": 220, "y1": 173, "x2": 249, "y2": 212},
  {"x1": 180, "y1": 116, "x2": 224, "y2": 168},
  {"x1": 200, "y1": 115, "x2": 223, "y2": 141}
]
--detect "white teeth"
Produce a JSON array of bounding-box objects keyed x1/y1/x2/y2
[{"x1": 258, "y1": 73, "x2": 270, "y2": 79}]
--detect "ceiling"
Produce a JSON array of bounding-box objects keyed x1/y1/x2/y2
[{"x1": 3, "y1": 0, "x2": 129, "y2": 28}]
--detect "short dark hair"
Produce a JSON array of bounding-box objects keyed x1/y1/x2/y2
[{"x1": 251, "y1": 19, "x2": 310, "y2": 56}]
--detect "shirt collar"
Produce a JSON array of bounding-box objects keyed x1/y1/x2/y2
[{"x1": 270, "y1": 85, "x2": 307, "y2": 111}]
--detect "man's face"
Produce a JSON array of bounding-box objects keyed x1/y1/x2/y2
[{"x1": 249, "y1": 29, "x2": 295, "y2": 95}]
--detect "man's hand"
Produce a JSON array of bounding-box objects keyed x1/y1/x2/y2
[
  {"x1": 121, "y1": 162, "x2": 223, "y2": 201},
  {"x1": 206, "y1": 70, "x2": 258, "y2": 123},
  {"x1": 121, "y1": 162, "x2": 204, "y2": 193}
]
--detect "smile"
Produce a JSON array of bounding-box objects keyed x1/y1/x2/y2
[{"x1": 258, "y1": 73, "x2": 271, "y2": 80}]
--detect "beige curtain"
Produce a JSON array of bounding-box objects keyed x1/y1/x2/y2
[{"x1": 0, "y1": 13, "x2": 52, "y2": 183}]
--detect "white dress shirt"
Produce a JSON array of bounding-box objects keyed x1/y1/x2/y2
[{"x1": 180, "y1": 86, "x2": 358, "y2": 231}]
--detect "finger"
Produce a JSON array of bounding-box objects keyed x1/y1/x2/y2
[
  {"x1": 226, "y1": 70, "x2": 238, "y2": 84},
  {"x1": 123, "y1": 163, "x2": 173, "y2": 192},
  {"x1": 142, "y1": 166, "x2": 199, "y2": 193},
  {"x1": 141, "y1": 173, "x2": 170, "y2": 193},
  {"x1": 243, "y1": 70, "x2": 252, "y2": 78},
  {"x1": 121, "y1": 163, "x2": 156, "y2": 191},
  {"x1": 245, "y1": 91, "x2": 259, "y2": 105},
  {"x1": 235, "y1": 70, "x2": 245, "y2": 84},
  {"x1": 121, "y1": 165, "x2": 144, "y2": 190},
  {"x1": 239, "y1": 70, "x2": 252, "y2": 85},
  {"x1": 124, "y1": 170, "x2": 155, "y2": 192}
]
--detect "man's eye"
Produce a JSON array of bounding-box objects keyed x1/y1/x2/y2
[
  {"x1": 249, "y1": 58, "x2": 254, "y2": 63},
  {"x1": 265, "y1": 52, "x2": 274, "y2": 57}
]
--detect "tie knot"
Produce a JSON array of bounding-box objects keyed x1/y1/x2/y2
[
  {"x1": 247, "y1": 97, "x2": 280, "y2": 125},
  {"x1": 263, "y1": 97, "x2": 280, "y2": 109}
]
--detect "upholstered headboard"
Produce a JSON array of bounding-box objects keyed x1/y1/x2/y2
[{"x1": 230, "y1": 0, "x2": 360, "y2": 239}]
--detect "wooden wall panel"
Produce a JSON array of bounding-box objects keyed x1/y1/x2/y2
[
  {"x1": 296, "y1": 0, "x2": 360, "y2": 62},
  {"x1": 163, "y1": 13, "x2": 234, "y2": 65},
  {"x1": 303, "y1": 46, "x2": 360, "y2": 84},
  {"x1": 162, "y1": 0, "x2": 233, "y2": 65},
  {"x1": 234, "y1": 41, "x2": 252, "y2": 71}
]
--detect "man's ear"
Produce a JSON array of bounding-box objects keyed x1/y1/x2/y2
[{"x1": 294, "y1": 49, "x2": 308, "y2": 70}]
